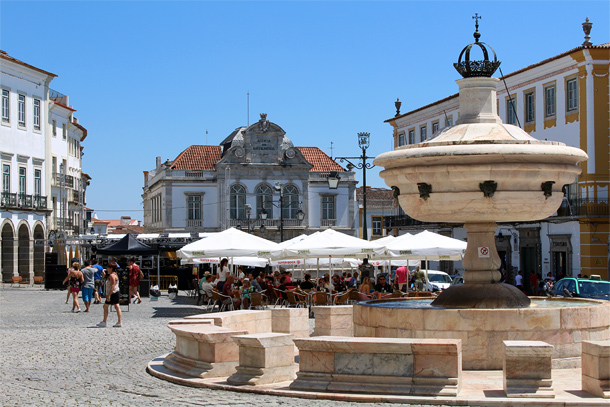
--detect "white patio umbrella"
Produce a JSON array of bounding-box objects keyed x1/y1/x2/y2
[
  {"x1": 280, "y1": 229, "x2": 386, "y2": 259},
  {"x1": 183, "y1": 257, "x2": 269, "y2": 268},
  {"x1": 177, "y1": 227, "x2": 283, "y2": 259},
  {"x1": 385, "y1": 230, "x2": 467, "y2": 260}
]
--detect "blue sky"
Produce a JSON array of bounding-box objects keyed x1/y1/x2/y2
[{"x1": 1, "y1": 1, "x2": 608, "y2": 222}]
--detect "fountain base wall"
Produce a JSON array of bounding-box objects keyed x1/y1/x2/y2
[{"x1": 353, "y1": 298, "x2": 610, "y2": 370}]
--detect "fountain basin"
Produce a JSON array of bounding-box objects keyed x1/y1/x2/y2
[{"x1": 354, "y1": 297, "x2": 610, "y2": 370}]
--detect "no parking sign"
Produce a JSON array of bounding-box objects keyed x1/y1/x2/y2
[{"x1": 478, "y1": 246, "x2": 490, "y2": 258}]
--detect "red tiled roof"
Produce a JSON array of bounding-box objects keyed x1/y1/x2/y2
[
  {"x1": 52, "y1": 100, "x2": 76, "y2": 112},
  {"x1": 171, "y1": 145, "x2": 344, "y2": 172},
  {"x1": 0, "y1": 50, "x2": 57, "y2": 78},
  {"x1": 171, "y1": 145, "x2": 221, "y2": 170},
  {"x1": 108, "y1": 225, "x2": 145, "y2": 235},
  {"x1": 297, "y1": 147, "x2": 345, "y2": 172}
]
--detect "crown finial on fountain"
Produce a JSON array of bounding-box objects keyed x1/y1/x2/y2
[{"x1": 454, "y1": 14, "x2": 501, "y2": 78}]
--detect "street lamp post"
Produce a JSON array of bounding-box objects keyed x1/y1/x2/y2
[
  {"x1": 334, "y1": 132, "x2": 375, "y2": 240},
  {"x1": 260, "y1": 182, "x2": 305, "y2": 242}
]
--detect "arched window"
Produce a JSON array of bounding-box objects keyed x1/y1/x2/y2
[
  {"x1": 230, "y1": 184, "x2": 246, "y2": 219},
  {"x1": 256, "y1": 184, "x2": 273, "y2": 219},
  {"x1": 282, "y1": 184, "x2": 299, "y2": 219}
]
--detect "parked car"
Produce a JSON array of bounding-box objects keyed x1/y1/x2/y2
[
  {"x1": 424, "y1": 270, "x2": 453, "y2": 292},
  {"x1": 451, "y1": 275, "x2": 464, "y2": 286},
  {"x1": 552, "y1": 277, "x2": 610, "y2": 301}
]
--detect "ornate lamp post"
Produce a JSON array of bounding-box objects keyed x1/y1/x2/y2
[
  {"x1": 335, "y1": 132, "x2": 375, "y2": 240},
  {"x1": 260, "y1": 182, "x2": 305, "y2": 242}
]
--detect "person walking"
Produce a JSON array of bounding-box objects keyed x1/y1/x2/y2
[
  {"x1": 92, "y1": 259, "x2": 104, "y2": 304},
  {"x1": 127, "y1": 258, "x2": 142, "y2": 304},
  {"x1": 63, "y1": 262, "x2": 84, "y2": 312},
  {"x1": 395, "y1": 266, "x2": 409, "y2": 292},
  {"x1": 81, "y1": 260, "x2": 96, "y2": 312},
  {"x1": 97, "y1": 264, "x2": 122, "y2": 328}
]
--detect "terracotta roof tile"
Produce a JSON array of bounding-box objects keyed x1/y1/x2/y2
[
  {"x1": 0, "y1": 50, "x2": 57, "y2": 77},
  {"x1": 297, "y1": 147, "x2": 345, "y2": 172},
  {"x1": 171, "y1": 145, "x2": 221, "y2": 170},
  {"x1": 170, "y1": 145, "x2": 344, "y2": 172}
]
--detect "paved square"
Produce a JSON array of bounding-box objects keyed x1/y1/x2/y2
[{"x1": 0, "y1": 287, "x2": 444, "y2": 407}]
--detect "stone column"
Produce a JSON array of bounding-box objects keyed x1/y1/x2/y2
[
  {"x1": 462, "y1": 222, "x2": 502, "y2": 284},
  {"x1": 271, "y1": 307, "x2": 309, "y2": 338},
  {"x1": 582, "y1": 340, "x2": 610, "y2": 398},
  {"x1": 312, "y1": 305, "x2": 352, "y2": 337},
  {"x1": 503, "y1": 340, "x2": 554, "y2": 398},
  {"x1": 228, "y1": 333, "x2": 296, "y2": 385}
]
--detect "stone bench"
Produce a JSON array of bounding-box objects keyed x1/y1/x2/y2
[
  {"x1": 163, "y1": 324, "x2": 247, "y2": 378},
  {"x1": 290, "y1": 336, "x2": 462, "y2": 396},
  {"x1": 185, "y1": 309, "x2": 272, "y2": 334},
  {"x1": 582, "y1": 340, "x2": 610, "y2": 398},
  {"x1": 312, "y1": 305, "x2": 352, "y2": 337},
  {"x1": 228, "y1": 333, "x2": 296, "y2": 385},
  {"x1": 503, "y1": 340, "x2": 554, "y2": 398}
]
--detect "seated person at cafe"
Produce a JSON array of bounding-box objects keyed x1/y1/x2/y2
[
  {"x1": 199, "y1": 273, "x2": 216, "y2": 299},
  {"x1": 332, "y1": 274, "x2": 346, "y2": 292},
  {"x1": 317, "y1": 276, "x2": 333, "y2": 292},
  {"x1": 240, "y1": 278, "x2": 255, "y2": 309},
  {"x1": 278, "y1": 276, "x2": 289, "y2": 299},
  {"x1": 373, "y1": 275, "x2": 393, "y2": 299},
  {"x1": 247, "y1": 272, "x2": 262, "y2": 292},
  {"x1": 348, "y1": 272, "x2": 358, "y2": 288},
  {"x1": 299, "y1": 274, "x2": 315, "y2": 290},
  {"x1": 222, "y1": 276, "x2": 242, "y2": 309}
]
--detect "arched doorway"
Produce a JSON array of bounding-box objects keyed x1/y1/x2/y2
[
  {"x1": 33, "y1": 224, "x2": 45, "y2": 277},
  {"x1": 1, "y1": 223, "x2": 15, "y2": 282},
  {"x1": 18, "y1": 224, "x2": 30, "y2": 280}
]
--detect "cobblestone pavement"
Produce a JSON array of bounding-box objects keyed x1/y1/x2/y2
[{"x1": 0, "y1": 287, "x2": 447, "y2": 407}]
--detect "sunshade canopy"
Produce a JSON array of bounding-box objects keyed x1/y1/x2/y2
[
  {"x1": 280, "y1": 229, "x2": 386, "y2": 259},
  {"x1": 385, "y1": 230, "x2": 467, "y2": 260},
  {"x1": 177, "y1": 227, "x2": 283, "y2": 259},
  {"x1": 96, "y1": 234, "x2": 158, "y2": 255}
]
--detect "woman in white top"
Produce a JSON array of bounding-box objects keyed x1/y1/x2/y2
[{"x1": 217, "y1": 258, "x2": 229, "y2": 291}]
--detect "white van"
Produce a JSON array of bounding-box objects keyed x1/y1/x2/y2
[{"x1": 423, "y1": 270, "x2": 453, "y2": 292}]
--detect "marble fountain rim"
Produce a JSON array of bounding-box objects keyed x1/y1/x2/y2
[{"x1": 354, "y1": 296, "x2": 607, "y2": 309}]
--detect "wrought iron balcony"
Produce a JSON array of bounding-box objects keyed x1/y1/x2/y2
[
  {"x1": 554, "y1": 197, "x2": 608, "y2": 218},
  {"x1": 1, "y1": 192, "x2": 47, "y2": 210},
  {"x1": 384, "y1": 214, "x2": 425, "y2": 229}
]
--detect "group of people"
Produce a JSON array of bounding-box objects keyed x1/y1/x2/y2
[
  {"x1": 195, "y1": 259, "x2": 434, "y2": 308},
  {"x1": 62, "y1": 257, "x2": 145, "y2": 328}
]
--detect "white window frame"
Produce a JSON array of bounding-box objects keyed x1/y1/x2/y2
[
  {"x1": 372, "y1": 216, "x2": 383, "y2": 236},
  {"x1": 1, "y1": 89, "x2": 9, "y2": 123},
  {"x1": 432, "y1": 121, "x2": 439, "y2": 135},
  {"x1": 34, "y1": 168, "x2": 41, "y2": 196},
  {"x1": 256, "y1": 184, "x2": 273, "y2": 219},
  {"x1": 230, "y1": 184, "x2": 247, "y2": 219},
  {"x1": 18, "y1": 166, "x2": 26, "y2": 196},
  {"x1": 566, "y1": 78, "x2": 578, "y2": 112},
  {"x1": 544, "y1": 84, "x2": 556, "y2": 118},
  {"x1": 398, "y1": 132, "x2": 405, "y2": 146},
  {"x1": 525, "y1": 91, "x2": 535, "y2": 123},
  {"x1": 321, "y1": 195, "x2": 336, "y2": 221},
  {"x1": 420, "y1": 125, "x2": 427, "y2": 142},
  {"x1": 408, "y1": 129, "x2": 415, "y2": 144},
  {"x1": 445, "y1": 116, "x2": 453, "y2": 127},
  {"x1": 282, "y1": 184, "x2": 300, "y2": 219},
  {"x1": 52, "y1": 119, "x2": 57, "y2": 136},
  {"x1": 506, "y1": 96, "x2": 517, "y2": 125},
  {"x1": 186, "y1": 194, "x2": 202, "y2": 221},
  {"x1": 62, "y1": 123, "x2": 67, "y2": 140},
  {"x1": 2, "y1": 164, "x2": 10, "y2": 193},
  {"x1": 33, "y1": 98, "x2": 41, "y2": 130},
  {"x1": 18, "y1": 94, "x2": 26, "y2": 127}
]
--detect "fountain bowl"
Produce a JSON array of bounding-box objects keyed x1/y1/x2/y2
[{"x1": 353, "y1": 297, "x2": 610, "y2": 370}]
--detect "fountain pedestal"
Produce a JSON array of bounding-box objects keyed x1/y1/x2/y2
[{"x1": 432, "y1": 222, "x2": 530, "y2": 308}]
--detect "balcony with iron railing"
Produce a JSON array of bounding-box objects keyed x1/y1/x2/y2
[
  {"x1": 228, "y1": 218, "x2": 305, "y2": 229},
  {"x1": 1, "y1": 192, "x2": 47, "y2": 210},
  {"x1": 554, "y1": 197, "x2": 608, "y2": 217},
  {"x1": 51, "y1": 173, "x2": 75, "y2": 188}
]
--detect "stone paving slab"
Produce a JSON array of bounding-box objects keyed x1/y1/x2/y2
[{"x1": 0, "y1": 287, "x2": 442, "y2": 407}]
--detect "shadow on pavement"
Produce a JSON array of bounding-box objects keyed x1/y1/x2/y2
[{"x1": 151, "y1": 307, "x2": 206, "y2": 319}]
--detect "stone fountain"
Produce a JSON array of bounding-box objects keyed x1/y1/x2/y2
[{"x1": 357, "y1": 23, "x2": 610, "y2": 369}]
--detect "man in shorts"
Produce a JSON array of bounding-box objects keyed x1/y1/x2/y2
[
  {"x1": 97, "y1": 264, "x2": 122, "y2": 328},
  {"x1": 92, "y1": 259, "x2": 104, "y2": 304},
  {"x1": 81, "y1": 259, "x2": 97, "y2": 312}
]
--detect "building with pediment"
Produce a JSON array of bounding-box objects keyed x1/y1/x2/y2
[{"x1": 141, "y1": 114, "x2": 357, "y2": 241}]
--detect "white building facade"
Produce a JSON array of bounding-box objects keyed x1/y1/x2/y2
[
  {"x1": 142, "y1": 114, "x2": 357, "y2": 241},
  {"x1": 1, "y1": 50, "x2": 90, "y2": 282},
  {"x1": 385, "y1": 23, "x2": 609, "y2": 283}
]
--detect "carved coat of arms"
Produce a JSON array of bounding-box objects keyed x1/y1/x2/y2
[{"x1": 258, "y1": 113, "x2": 270, "y2": 132}]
